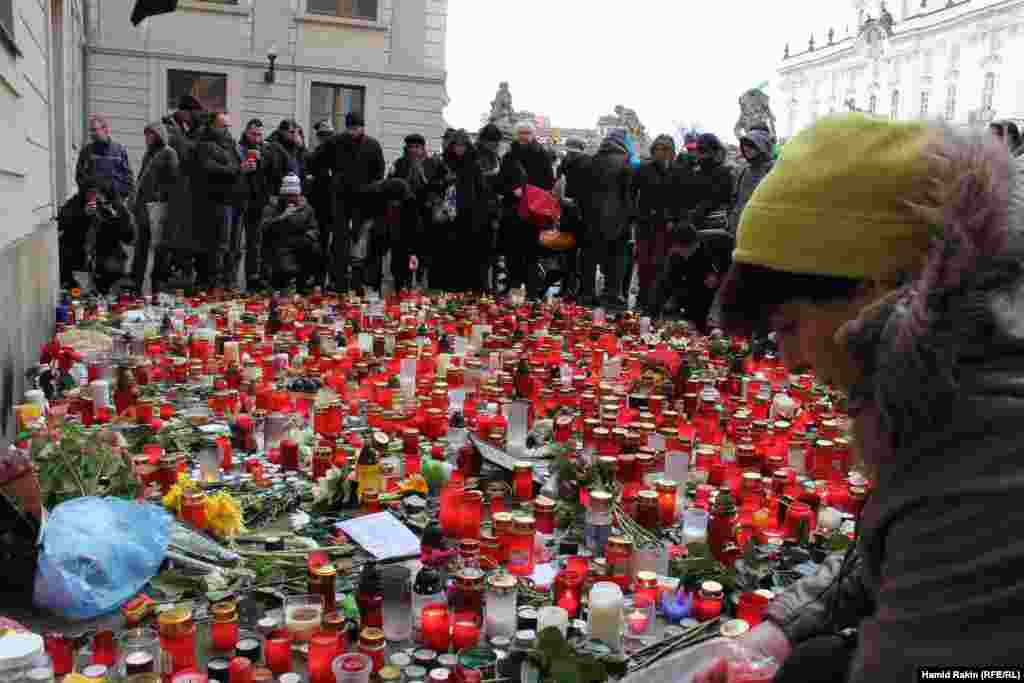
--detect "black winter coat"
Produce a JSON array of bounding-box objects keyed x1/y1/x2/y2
[
  {"x1": 311, "y1": 132, "x2": 386, "y2": 197},
  {"x1": 191, "y1": 129, "x2": 244, "y2": 252},
  {"x1": 499, "y1": 141, "x2": 556, "y2": 204},
  {"x1": 689, "y1": 160, "x2": 734, "y2": 229},
  {"x1": 260, "y1": 201, "x2": 322, "y2": 281},
  {"x1": 580, "y1": 147, "x2": 633, "y2": 242},
  {"x1": 633, "y1": 160, "x2": 685, "y2": 232},
  {"x1": 262, "y1": 132, "x2": 304, "y2": 200}
]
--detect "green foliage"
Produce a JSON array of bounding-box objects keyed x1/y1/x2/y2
[
  {"x1": 33, "y1": 422, "x2": 140, "y2": 509},
  {"x1": 669, "y1": 542, "x2": 738, "y2": 593},
  {"x1": 528, "y1": 627, "x2": 608, "y2": 683}
]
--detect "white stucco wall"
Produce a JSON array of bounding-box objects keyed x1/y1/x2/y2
[
  {"x1": 776, "y1": 0, "x2": 1024, "y2": 139},
  {"x1": 85, "y1": 0, "x2": 448, "y2": 172}
]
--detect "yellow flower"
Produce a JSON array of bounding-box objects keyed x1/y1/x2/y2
[
  {"x1": 204, "y1": 491, "x2": 245, "y2": 539},
  {"x1": 161, "y1": 473, "x2": 197, "y2": 515},
  {"x1": 399, "y1": 473, "x2": 429, "y2": 496}
]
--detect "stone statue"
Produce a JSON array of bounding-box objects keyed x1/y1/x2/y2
[
  {"x1": 809, "y1": 34, "x2": 816, "y2": 51},
  {"x1": 784, "y1": 43, "x2": 790, "y2": 58},
  {"x1": 735, "y1": 88, "x2": 777, "y2": 141},
  {"x1": 488, "y1": 82, "x2": 516, "y2": 136}
]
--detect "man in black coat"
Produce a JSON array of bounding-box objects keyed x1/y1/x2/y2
[
  {"x1": 238, "y1": 118, "x2": 268, "y2": 289},
  {"x1": 578, "y1": 129, "x2": 633, "y2": 307},
  {"x1": 556, "y1": 137, "x2": 591, "y2": 297},
  {"x1": 389, "y1": 133, "x2": 446, "y2": 290},
  {"x1": 193, "y1": 111, "x2": 244, "y2": 288},
  {"x1": 476, "y1": 123, "x2": 505, "y2": 292},
  {"x1": 689, "y1": 133, "x2": 734, "y2": 230},
  {"x1": 75, "y1": 115, "x2": 135, "y2": 202},
  {"x1": 311, "y1": 111, "x2": 386, "y2": 293},
  {"x1": 499, "y1": 121, "x2": 556, "y2": 298}
]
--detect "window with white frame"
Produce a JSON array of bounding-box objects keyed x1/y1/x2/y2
[
  {"x1": 920, "y1": 91, "x2": 930, "y2": 118},
  {"x1": 945, "y1": 83, "x2": 957, "y2": 121},
  {"x1": 869, "y1": 94, "x2": 878, "y2": 114},
  {"x1": 891, "y1": 89, "x2": 900, "y2": 120},
  {"x1": 307, "y1": 0, "x2": 378, "y2": 20},
  {"x1": 982, "y1": 72, "x2": 996, "y2": 111},
  {"x1": 310, "y1": 82, "x2": 366, "y2": 133}
]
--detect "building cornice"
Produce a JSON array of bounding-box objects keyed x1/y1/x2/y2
[
  {"x1": 780, "y1": 0, "x2": 1024, "y2": 74},
  {"x1": 86, "y1": 44, "x2": 446, "y2": 85}
]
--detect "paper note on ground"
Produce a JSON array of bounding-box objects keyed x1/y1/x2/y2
[{"x1": 338, "y1": 512, "x2": 421, "y2": 560}]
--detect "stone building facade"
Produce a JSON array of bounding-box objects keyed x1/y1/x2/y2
[{"x1": 777, "y1": 0, "x2": 1024, "y2": 138}]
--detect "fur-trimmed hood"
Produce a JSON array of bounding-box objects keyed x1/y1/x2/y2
[{"x1": 839, "y1": 126, "x2": 1024, "y2": 463}]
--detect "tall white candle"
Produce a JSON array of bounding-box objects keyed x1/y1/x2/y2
[
  {"x1": 588, "y1": 582, "x2": 623, "y2": 652},
  {"x1": 91, "y1": 380, "x2": 111, "y2": 409}
]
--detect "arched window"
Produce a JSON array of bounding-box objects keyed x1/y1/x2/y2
[
  {"x1": 982, "y1": 72, "x2": 996, "y2": 111},
  {"x1": 920, "y1": 91, "x2": 930, "y2": 118},
  {"x1": 891, "y1": 89, "x2": 900, "y2": 119},
  {"x1": 869, "y1": 94, "x2": 878, "y2": 114},
  {"x1": 945, "y1": 83, "x2": 957, "y2": 121}
]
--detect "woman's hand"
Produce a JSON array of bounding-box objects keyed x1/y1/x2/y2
[{"x1": 693, "y1": 622, "x2": 792, "y2": 683}]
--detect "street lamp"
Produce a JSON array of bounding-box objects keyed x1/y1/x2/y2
[{"x1": 264, "y1": 43, "x2": 278, "y2": 84}]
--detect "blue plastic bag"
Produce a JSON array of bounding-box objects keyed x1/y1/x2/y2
[{"x1": 33, "y1": 497, "x2": 172, "y2": 620}]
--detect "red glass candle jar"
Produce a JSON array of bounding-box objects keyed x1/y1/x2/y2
[
  {"x1": 736, "y1": 589, "x2": 774, "y2": 627},
  {"x1": 45, "y1": 633, "x2": 74, "y2": 676},
  {"x1": 492, "y1": 512, "x2": 514, "y2": 564},
  {"x1": 229, "y1": 656, "x2": 254, "y2": 683},
  {"x1": 635, "y1": 490, "x2": 660, "y2": 531},
  {"x1": 508, "y1": 515, "x2": 536, "y2": 577},
  {"x1": 211, "y1": 601, "x2": 241, "y2": 652},
  {"x1": 634, "y1": 571, "x2": 660, "y2": 615},
  {"x1": 280, "y1": 439, "x2": 299, "y2": 472},
  {"x1": 656, "y1": 479, "x2": 678, "y2": 527},
  {"x1": 554, "y1": 415, "x2": 573, "y2": 443},
  {"x1": 554, "y1": 570, "x2": 583, "y2": 618},
  {"x1": 309, "y1": 564, "x2": 338, "y2": 614},
  {"x1": 313, "y1": 446, "x2": 333, "y2": 481},
  {"x1": 451, "y1": 620, "x2": 481, "y2": 652},
  {"x1": 454, "y1": 568, "x2": 486, "y2": 624},
  {"x1": 440, "y1": 480, "x2": 465, "y2": 539},
  {"x1": 309, "y1": 631, "x2": 340, "y2": 683},
  {"x1": 421, "y1": 603, "x2": 450, "y2": 653},
  {"x1": 158, "y1": 607, "x2": 198, "y2": 675},
  {"x1": 606, "y1": 536, "x2": 634, "y2": 592},
  {"x1": 534, "y1": 496, "x2": 556, "y2": 535},
  {"x1": 693, "y1": 581, "x2": 724, "y2": 622},
  {"x1": 264, "y1": 629, "x2": 294, "y2": 674},
  {"x1": 783, "y1": 501, "x2": 815, "y2": 541},
  {"x1": 92, "y1": 629, "x2": 116, "y2": 667},
  {"x1": 460, "y1": 490, "x2": 483, "y2": 540},
  {"x1": 512, "y1": 461, "x2": 533, "y2": 501},
  {"x1": 182, "y1": 489, "x2": 207, "y2": 530}
]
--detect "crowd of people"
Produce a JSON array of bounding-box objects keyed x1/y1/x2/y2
[
  {"x1": 63, "y1": 98, "x2": 1024, "y2": 333},
  {"x1": 60, "y1": 95, "x2": 780, "y2": 329}
]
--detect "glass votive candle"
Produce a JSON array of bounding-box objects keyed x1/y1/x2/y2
[
  {"x1": 693, "y1": 581, "x2": 724, "y2": 622},
  {"x1": 211, "y1": 601, "x2": 241, "y2": 653},
  {"x1": 264, "y1": 629, "x2": 293, "y2": 675},
  {"x1": 45, "y1": 633, "x2": 74, "y2": 677},
  {"x1": 92, "y1": 630, "x2": 117, "y2": 667},
  {"x1": 308, "y1": 631, "x2": 341, "y2": 683},
  {"x1": 736, "y1": 589, "x2": 774, "y2": 627},
  {"x1": 682, "y1": 507, "x2": 709, "y2": 544},
  {"x1": 117, "y1": 627, "x2": 159, "y2": 677},
  {"x1": 420, "y1": 603, "x2": 451, "y2": 653},
  {"x1": 625, "y1": 595, "x2": 655, "y2": 637},
  {"x1": 284, "y1": 595, "x2": 325, "y2": 643},
  {"x1": 451, "y1": 620, "x2": 481, "y2": 652},
  {"x1": 333, "y1": 653, "x2": 372, "y2": 683}
]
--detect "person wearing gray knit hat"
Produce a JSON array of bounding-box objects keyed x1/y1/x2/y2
[{"x1": 565, "y1": 137, "x2": 587, "y2": 154}]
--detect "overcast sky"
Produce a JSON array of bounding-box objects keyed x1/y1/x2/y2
[{"x1": 444, "y1": 0, "x2": 853, "y2": 140}]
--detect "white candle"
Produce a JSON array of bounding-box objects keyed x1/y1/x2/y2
[
  {"x1": 588, "y1": 582, "x2": 623, "y2": 652},
  {"x1": 818, "y1": 506, "x2": 842, "y2": 533},
  {"x1": 537, "y1": 606, "x2": 569, "y2": 638}
]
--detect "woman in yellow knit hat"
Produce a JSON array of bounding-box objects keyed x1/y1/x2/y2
[{"x1": 687, "y1": 113, "x2": 1024, "y2": 681}]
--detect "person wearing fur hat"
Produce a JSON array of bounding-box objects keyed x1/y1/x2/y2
[
  {"x1": 577, "y1": 129, "x2": 634, "y2": 306},
  {"x1": 727, "y1": 128, "x2": 775, "y2": 234},
  {"x1": 631, "y1": 134, "x2": 685, "y2": 314},
  {"x1": 678, "y1": 114, "x2": 1024, "y2": 683},
  {"x1": 499, "y1": 120, "x2": 557, "y2": 298},
  {"x1": 259, "y1": 173, "x2": 322, "y2": 290},
  {"x1": 310, "y1": 110, "x2": 386, "y2": 292}
]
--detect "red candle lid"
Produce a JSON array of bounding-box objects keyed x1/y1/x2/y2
[{"x1": 340, "y1": 654, "x2": 369, "y2": 672}]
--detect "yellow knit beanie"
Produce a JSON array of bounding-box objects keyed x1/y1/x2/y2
[{"x1": 734, "y1": 113, "x2": 937, "y2": 281}]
